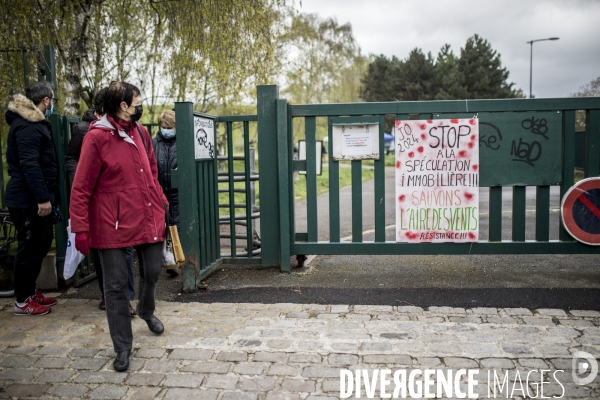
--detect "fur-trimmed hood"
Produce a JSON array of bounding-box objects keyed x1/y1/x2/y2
[{"x1": 6, "y1": 94, "x2": 46, "y2": 124}]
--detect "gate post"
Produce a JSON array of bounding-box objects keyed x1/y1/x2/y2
[
  {"x1": 175, "y1": 101, "x2": 201, "y2": 292},
  {"x1": 49, "y1": 113, "x2": 67, "y2": 282},
  {"x1": 277, "y1": 99, "x2": 291, "y2": 272},
  {"x1": 39, "y1": 45, "x2": 58, "y2": 93},
  {"x1": 257, "y1": 85, "x2": 282, "y2": 267}
]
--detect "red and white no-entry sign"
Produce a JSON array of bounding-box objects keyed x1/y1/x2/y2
[{"x1": 561, "y1": 177, "x2": 600, "y2": 246}]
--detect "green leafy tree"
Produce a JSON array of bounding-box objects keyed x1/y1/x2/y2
[
  {"x1": 360, "y1": 55, "x2": 398, "y2": 102},
  {"x1": 281, "y1": 13, "x2": 365, "y2": 104},
  {"x1": 434, "y1": 44, "x2": 462, "y2": 100},
  {"x1": 0, "y1": 0, "x2": 106, "y2": 115},
  {"x1": 361, "y1": 34, "x2": 524, "y2": 104},
  {"x1": 397, "y1": 48, "x2": 437, "y2": 101},
  {"x1": 0, "y1": 0, "x2": 291, "y2": 117}
]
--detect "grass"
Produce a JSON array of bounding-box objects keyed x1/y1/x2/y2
[
  {"x1": 361, "y1": 154, "x2": 396, "y2": 167},
  {"x1": 217, "y1": 165, "x2": 376, "y2": 215}
]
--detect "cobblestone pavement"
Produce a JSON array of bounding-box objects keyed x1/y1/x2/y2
[{"x1": 0, "y1": 296, "x2": 599, "y2": 399}]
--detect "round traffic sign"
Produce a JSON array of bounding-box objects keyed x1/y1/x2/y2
[{"x1": 561, "y1": 177, "x2": 600, "y2": 245}]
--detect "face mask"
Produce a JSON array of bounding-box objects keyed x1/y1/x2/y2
[
  {"x1": 161, "y1": 128, "x2": 175, "y2": 139},
  {"x1": 128, "y1": 104, "x2": 143, "y2": 122},
  {"x1": 45, "y1": 102, "x2": 53, "y2": 118}
]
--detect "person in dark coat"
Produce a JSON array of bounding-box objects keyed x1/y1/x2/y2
[
  {"x1": 65, "y1": 88, "x2": 136, "y2": 314},
  {"x1": 70, "y1": 81, "x2": 168, "y2": 372},
  {"x1": 4, "y1": 81, "x2": 59, "y2": 316},
  {"x1": 65, "y1": 109, "x2": 96, "y2": 182},
  {"x1": 151, "y1": 110, "x2": 180, "y2": 276}
]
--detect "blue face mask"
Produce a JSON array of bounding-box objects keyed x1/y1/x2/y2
[
  {"x1": 45, "y1": 104, "x2": 53, "y2": 118},
  {"x1": 161, "y1": 128, "x2": 175, "y2": 139}
]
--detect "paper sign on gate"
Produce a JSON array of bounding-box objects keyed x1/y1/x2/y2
[
  {"x1": 194, "y1": 116, "x2": 215, "y2": 160},
  {"x1": 395, "y1": 118, "x2": 479, "y2": 243}
]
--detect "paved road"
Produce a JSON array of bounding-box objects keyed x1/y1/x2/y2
[{"x1": 0, "y1": 298, "x2": 598, "y2": 399}]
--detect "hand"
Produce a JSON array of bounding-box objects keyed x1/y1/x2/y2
[
  {"x1": 38, "y1": 201, "x2": 52, "y2": 217},
  {"x1": 75, "y1": 232, "x2": 90, "y2": 256}
]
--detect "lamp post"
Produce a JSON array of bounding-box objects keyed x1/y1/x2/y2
[{"x1": 527, "y1": 37, "x2": 559, "y2": 98}]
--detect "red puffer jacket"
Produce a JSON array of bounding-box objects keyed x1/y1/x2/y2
[{"x1": 70, "y1": 114, "x2": 168, "y2": 249}]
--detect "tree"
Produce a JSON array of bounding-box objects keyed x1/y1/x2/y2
[
  {"x1": 570, "y1": 76, "x2": 600, "y2": 131},
  {"x1": 433, "y1": 44, "x2": 462, "y2": 100},
  {"x1": 280, "y1": 13, "x2": 365, "y2": 104},
  {"x1": 0, "y1": 0, "x2": 291, "y2": 117},
  {"x1": 331, "y1": 53, "x2": 370, "y2": 103},
  {"x1": 0, "y1": 0, "x2": 106, "y2": 115},
  {"x1": 457, "y1": 34, "x2": 520, "y2": 99},
  {"x1": 360, "y1": 55, "x2": 398, "y2": 102},
  {"x1": 360, "y1": 34, "x2": 524, "y2": 104},
  {"x1": 397, "y1": 48, "x2": 437, "y2": 101},
  {"x1": 571, "y1": 76, "x2": 600, "y2": 97}
]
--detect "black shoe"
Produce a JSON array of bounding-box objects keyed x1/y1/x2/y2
[
  {"x1": 144, "y1": 315, "x2": 164, "y2": 334},
  {"x1": 113, "y1": 350, "x2": 130, "y2": 372},
  {"x1": 166, "y1": 267, "x2": 180, "y2": 277}
]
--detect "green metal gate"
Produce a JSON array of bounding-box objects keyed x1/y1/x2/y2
[
  {"x1": 255, "y1": 85, "x2": 600, "y2": 272},
  {"x1": 175, "y1": 102, "x2": 262, "y2": 291}
]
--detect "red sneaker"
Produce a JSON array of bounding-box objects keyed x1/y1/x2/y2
[
  {"x1": 14, "y1": 297, "x2": 51, "y2": 316},
  {"x1": 31, "y1": 289, "x2": 57, "y2": 307}
]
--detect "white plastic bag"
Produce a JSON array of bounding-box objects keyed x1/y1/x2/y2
[
  {"x1": 162, "y1": 236, "x2": 177, "y2": 269},
  {"x1": 64, "y1": 219, "x2": 85, "y2": 279}
]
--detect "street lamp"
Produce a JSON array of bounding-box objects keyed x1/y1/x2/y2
[{"x1": 527, "y1": 37, "x2": 559, "y2": 98}]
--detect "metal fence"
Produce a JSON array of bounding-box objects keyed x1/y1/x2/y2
[
  {"x1": 175, "y1": 104, "x2": 262, "y2": 291},
  {"x1": 217, "y1": 116, "x2": 261, "y2": 259},
  {"x1": 255, "y1": 86, "x2": 600, "y2": 272}
]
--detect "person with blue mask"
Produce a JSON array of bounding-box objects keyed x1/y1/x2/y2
[
  {"x1": 152, "y1": 110, "x2": 180, "y2": 277},
  {"x1": 4, "y1": 81, "x2": 59, "y2": 315}
]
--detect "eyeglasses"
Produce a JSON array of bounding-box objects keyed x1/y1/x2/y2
[{"x1": 48, "y1": 97, "x2": 58, "y2": 104}]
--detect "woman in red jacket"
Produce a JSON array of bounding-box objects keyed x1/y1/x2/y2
[{"x1": 70, "y1": 81, "x2": 168, "y2": 372}]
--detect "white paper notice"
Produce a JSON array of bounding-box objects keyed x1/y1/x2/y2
[
  {"x1": 194, "y1": 116, "x2": 215, "y2": 160},
  {"x1": 341, "y1": 133, "x2": 372, "y2": 157},
  {"x1": 332, "y1": 124, "x2": 379, "y2": 160}
]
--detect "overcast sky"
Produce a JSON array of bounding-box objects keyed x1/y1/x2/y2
[{"x1": 298, "y1": 0, "x2": 600, "y2": 98}]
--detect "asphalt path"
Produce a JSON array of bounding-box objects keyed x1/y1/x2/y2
[{"x1": 66, "y1": 168, "x2": 600, "y2": 309}]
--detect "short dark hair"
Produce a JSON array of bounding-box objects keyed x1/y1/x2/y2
[
  {"x1": 93, "y1": 87, "x2": 108, "y2": 115},
  {"x1": 25, "y1": 81, "x2": 53, "y2": 105},
  {"x1": 103, "y1": 81, "x2": 141, "y2": 117}
]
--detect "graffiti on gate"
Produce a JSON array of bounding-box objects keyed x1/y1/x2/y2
[{"x1": 434, "y1": 112, "x2": 562, "y2": 186}]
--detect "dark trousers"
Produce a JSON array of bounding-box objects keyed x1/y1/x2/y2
[
  {"x1": 94, "y1": 247, "x2": 135, "y2": 301},
  {"x1": 98, "y1": 242, "x2": 162, "y2": 352},
  {"x1": 8, "y1": 207, "x2": 54, "y2": 303}
]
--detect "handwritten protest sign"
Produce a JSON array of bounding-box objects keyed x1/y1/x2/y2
[{"x1": 395, "y1": 119, "x2": 479, "y2": 242}]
